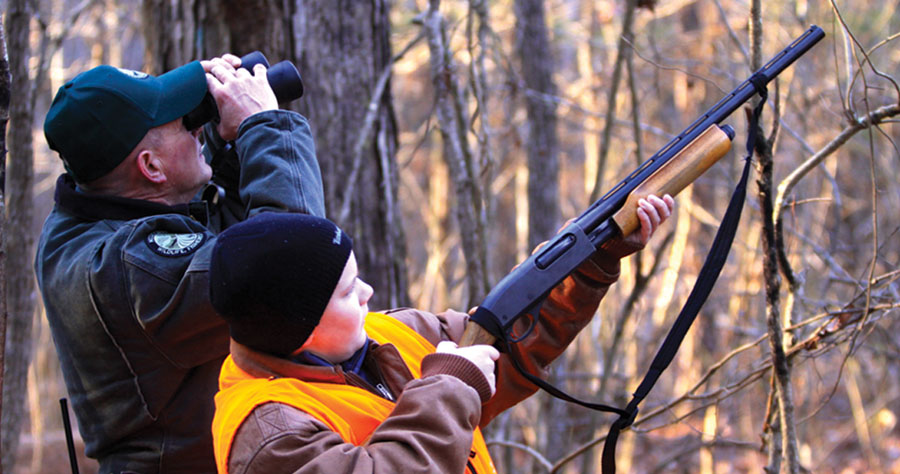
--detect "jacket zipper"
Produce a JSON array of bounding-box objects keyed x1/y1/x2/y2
[{"x1": 375, "y1": 383, "x2": 394, "y2": 401}]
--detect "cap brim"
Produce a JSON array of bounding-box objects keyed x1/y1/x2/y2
[{"x1": 153, "y1": 61, "x2": 208, "y2": 127}]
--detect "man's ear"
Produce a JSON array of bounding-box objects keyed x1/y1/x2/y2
[{"x1": 135, "y1": 149, "x2": 167, "y2": 184}]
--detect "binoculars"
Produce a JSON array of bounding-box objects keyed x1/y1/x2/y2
[{"x1": 182, "y1": 51, "x2": 304, "y2": 131}]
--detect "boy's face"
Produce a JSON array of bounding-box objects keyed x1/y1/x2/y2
[{"x1": 299, "y1": 251, "x2": 373, "y2": 364}]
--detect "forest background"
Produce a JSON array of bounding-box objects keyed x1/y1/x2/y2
[{"x1": 0, "y1": 0, "x2": 898, "y2": 472}]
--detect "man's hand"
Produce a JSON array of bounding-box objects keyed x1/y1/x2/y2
[
  {"x1": 435, "y1": 341, "x2": 500, "y2": 396},
  {"x1": 202, "y1": 54, "x2": 278, "y2": 141}
]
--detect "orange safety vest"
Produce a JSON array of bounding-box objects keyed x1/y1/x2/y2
[{"x1": 212, "y1": 312, "x2": 496, "y2": 474}]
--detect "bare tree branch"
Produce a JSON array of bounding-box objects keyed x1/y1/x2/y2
[{"x1": 421, "y1": 0, "x2": 489, "y2": 307}]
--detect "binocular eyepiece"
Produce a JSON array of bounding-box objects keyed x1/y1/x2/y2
[{"x1": 182, "y1": 51, "x2": 304, "y2": 131}]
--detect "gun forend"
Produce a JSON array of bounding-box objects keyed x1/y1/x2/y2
[{"x1": 611, "y1": 124, "x2": 734, "y2": 236}]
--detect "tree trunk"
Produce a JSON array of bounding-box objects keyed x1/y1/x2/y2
[
  {"x1": 141, "y1": 0, "x2": 294, "y2": 71},
  {"x1": 514, "y1": 0, "x2": 566, "y2": 464},
  {"x1": 2, "y1": 1, "x2": 36, "y2": 472},
  {"x1": 0, "y1": 19, "x2": 10, "y2": 474},
  {"x1": 515, "y1": 0, "x2": 560, "y2": 250},
  {"x1": 749, "y1": 5, "x2": 799, "y2": 473},
  {"x1": 297, "y1": 0, "x2": 409, "y2": 310},
  {"x1": 141, "y1": 0, "x2": 202, "y2": 71}
]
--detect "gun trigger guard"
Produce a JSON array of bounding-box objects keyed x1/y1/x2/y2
[{"x1": 508, "y1": 301, "x2": 542, "y2": 343}]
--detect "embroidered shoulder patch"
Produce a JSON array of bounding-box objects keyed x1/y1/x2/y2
[{"x1": 146, "y1": 231, "x2": 206, "y2": 257}]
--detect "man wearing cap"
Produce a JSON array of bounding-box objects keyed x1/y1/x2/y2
[{"x1": 35, "y1": 54, "x2": 324, "y2": 473}]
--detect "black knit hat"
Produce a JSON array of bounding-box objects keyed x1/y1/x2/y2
[{"x1": 209, "y1": 212, "x2": 353, "y2": 357}]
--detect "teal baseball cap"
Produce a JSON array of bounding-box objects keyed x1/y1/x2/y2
[{"x1": 43, "y1": 61, "x2": 208, "y2": 183}]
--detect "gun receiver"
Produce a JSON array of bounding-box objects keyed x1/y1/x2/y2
[{"x1": 461, "y1": 25, "x2": 825, "y2": 347}]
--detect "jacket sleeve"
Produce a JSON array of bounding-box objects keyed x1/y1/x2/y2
[
  {"x1": 387, "y1": 239, "x2": 641, "y2": 427},
  {"x1": 227, "y1": 376, "x2": 482, "y2": 474},
  {"x1": 233, "y1": 110, "x2": 325, "y2": 218}
]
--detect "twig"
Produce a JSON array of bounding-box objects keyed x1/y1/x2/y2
[
  {"x1": 773, "y1": 103, "x2": 900, "y2": 280},
  {"x1": 485, "y1": 439, "x2": 553, "y2": 472},
  {"x1": 550, "y1": 300, "x2": 899, "y2": 470},
  {"x1": 31, "y1": 0, "x2": 97, "y2": 111},
  {"x1": 648, "y1": 438, "x2": 759, "y2": 474},
  {"x1": 711, "y1": 0, "x2": 751, "y2": 68},
  {"x1": 589, "y1": 0, "x2": 638, "y2": 203}
]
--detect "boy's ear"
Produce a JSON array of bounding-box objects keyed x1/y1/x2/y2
[{"x1": 135, "y1": 149, "x2": 167, "y2": 184}]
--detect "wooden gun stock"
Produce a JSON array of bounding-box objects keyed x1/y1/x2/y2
[{"x1": 460, "y1": 321, "x2": 497, "y2": 346}]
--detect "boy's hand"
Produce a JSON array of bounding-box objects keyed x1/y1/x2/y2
[
  {"x1": 436, "y1": 341, "x2": 500, "y2": 396},
  {"x1": 627, "y1": 194, "x2": 674, "y2": 246},
  {"x1": 202, "y1": 54, "x2": 278, "y2": 141}
]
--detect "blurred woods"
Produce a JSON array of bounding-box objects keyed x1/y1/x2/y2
[{"x1": 1, "y1": 0, "x2": 898, "y2": 472}]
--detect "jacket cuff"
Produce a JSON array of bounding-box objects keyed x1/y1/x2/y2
[
  {"x1": 575, "y1": 235, "x2": 646, "y2": 284},
  {"x1": 236, "y1": 109, "x2": 306, "y2": 140},
  {"x1": 421, "y1": 352, "x2": 492, "y2": 403}
]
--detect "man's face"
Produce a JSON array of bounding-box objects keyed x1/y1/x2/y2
[
  {"x1": 300, "y1": 251, "x2": 374, "y2": 364},
  {"x1": 151, "y1": 118, "x2": 212, "y2": 202}
]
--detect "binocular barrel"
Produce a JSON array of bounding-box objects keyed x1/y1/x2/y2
[{"x1": 182, "y1": 51, "x2": 304, "y2": 131}]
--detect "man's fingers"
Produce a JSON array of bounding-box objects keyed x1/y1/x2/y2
[
  {"x1": 206, "y1": 72, "x2": 224, "y2": 92},
  {"x1": 202, "y1": 55, "x2": 241, "y2": 74},
  {"x1": 233, "y1": 67, "x2": 253, "y2": 79},
  {"x1": 221, "y1": 54, "x2": 242, "y2": 68},
  {"x1": 252, "y1": 63, "x2": 268, "y2": 78}
]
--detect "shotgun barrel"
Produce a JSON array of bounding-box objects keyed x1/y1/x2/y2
[{"x1": 463, "y1": 25, "x2": 825, "y2": 345}]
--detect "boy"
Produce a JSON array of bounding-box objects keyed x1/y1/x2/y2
[{"x1": 209, "y1": 195, "x2": 671, "y2": 473}]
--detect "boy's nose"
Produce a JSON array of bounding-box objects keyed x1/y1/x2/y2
[{"x1": 360, "y1": 280, "x2": 374, "y2": 304}]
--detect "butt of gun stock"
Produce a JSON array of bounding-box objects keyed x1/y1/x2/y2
[{"x1": 611, "y1": 124, "x2": 734, "y2": 236}]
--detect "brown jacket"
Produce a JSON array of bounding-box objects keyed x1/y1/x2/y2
[{"x1": 224, "y1": 244, "x2": 633, "y2": 473}]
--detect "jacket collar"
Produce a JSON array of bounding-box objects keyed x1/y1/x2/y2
[
  {"x1": 230, "y1": 339, "x2": 348, "y2": 384},
  {"x1": 54, "y1": 173, "x2": 210, "y2": 224}
]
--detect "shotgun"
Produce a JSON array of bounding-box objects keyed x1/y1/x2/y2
[{"x1": 461, "y1": 25, "x2": 825, "y2": 347}]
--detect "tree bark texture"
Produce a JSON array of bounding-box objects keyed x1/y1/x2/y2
[
  {"x1": 142, "y1": 0, "x2": 295, "y2": 72},
  {"x1": 514, "y1": 0, "x2": 560, "y2": 251},
  {"x1": 513, "y1": 3, "x2": 566, "y2": 460},
  {"x1": 2, "y1": 1, "x2": 36, "y2": 472},
  {"x1": 297, "y1": 0, "x2": 409, "y2": 310},
  {"x1": 0, "y1": 20, "x2": 10, "y2": 474},
  {"x1": 141, "y1": 0, "x2": 203, "y2": 71}
]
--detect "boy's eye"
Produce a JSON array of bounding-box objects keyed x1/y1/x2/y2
[{"x1": 343, "y1": 278, "x2": 358, "y2": 297}]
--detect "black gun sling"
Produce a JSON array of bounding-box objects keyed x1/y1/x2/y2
[{"x1": 472, "y1": 75, "x2": 768, "y2": 474}]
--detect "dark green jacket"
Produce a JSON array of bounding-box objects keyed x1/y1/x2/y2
[{"x1": 35, "y1": 110, "x2": 324, "y2": 473}]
